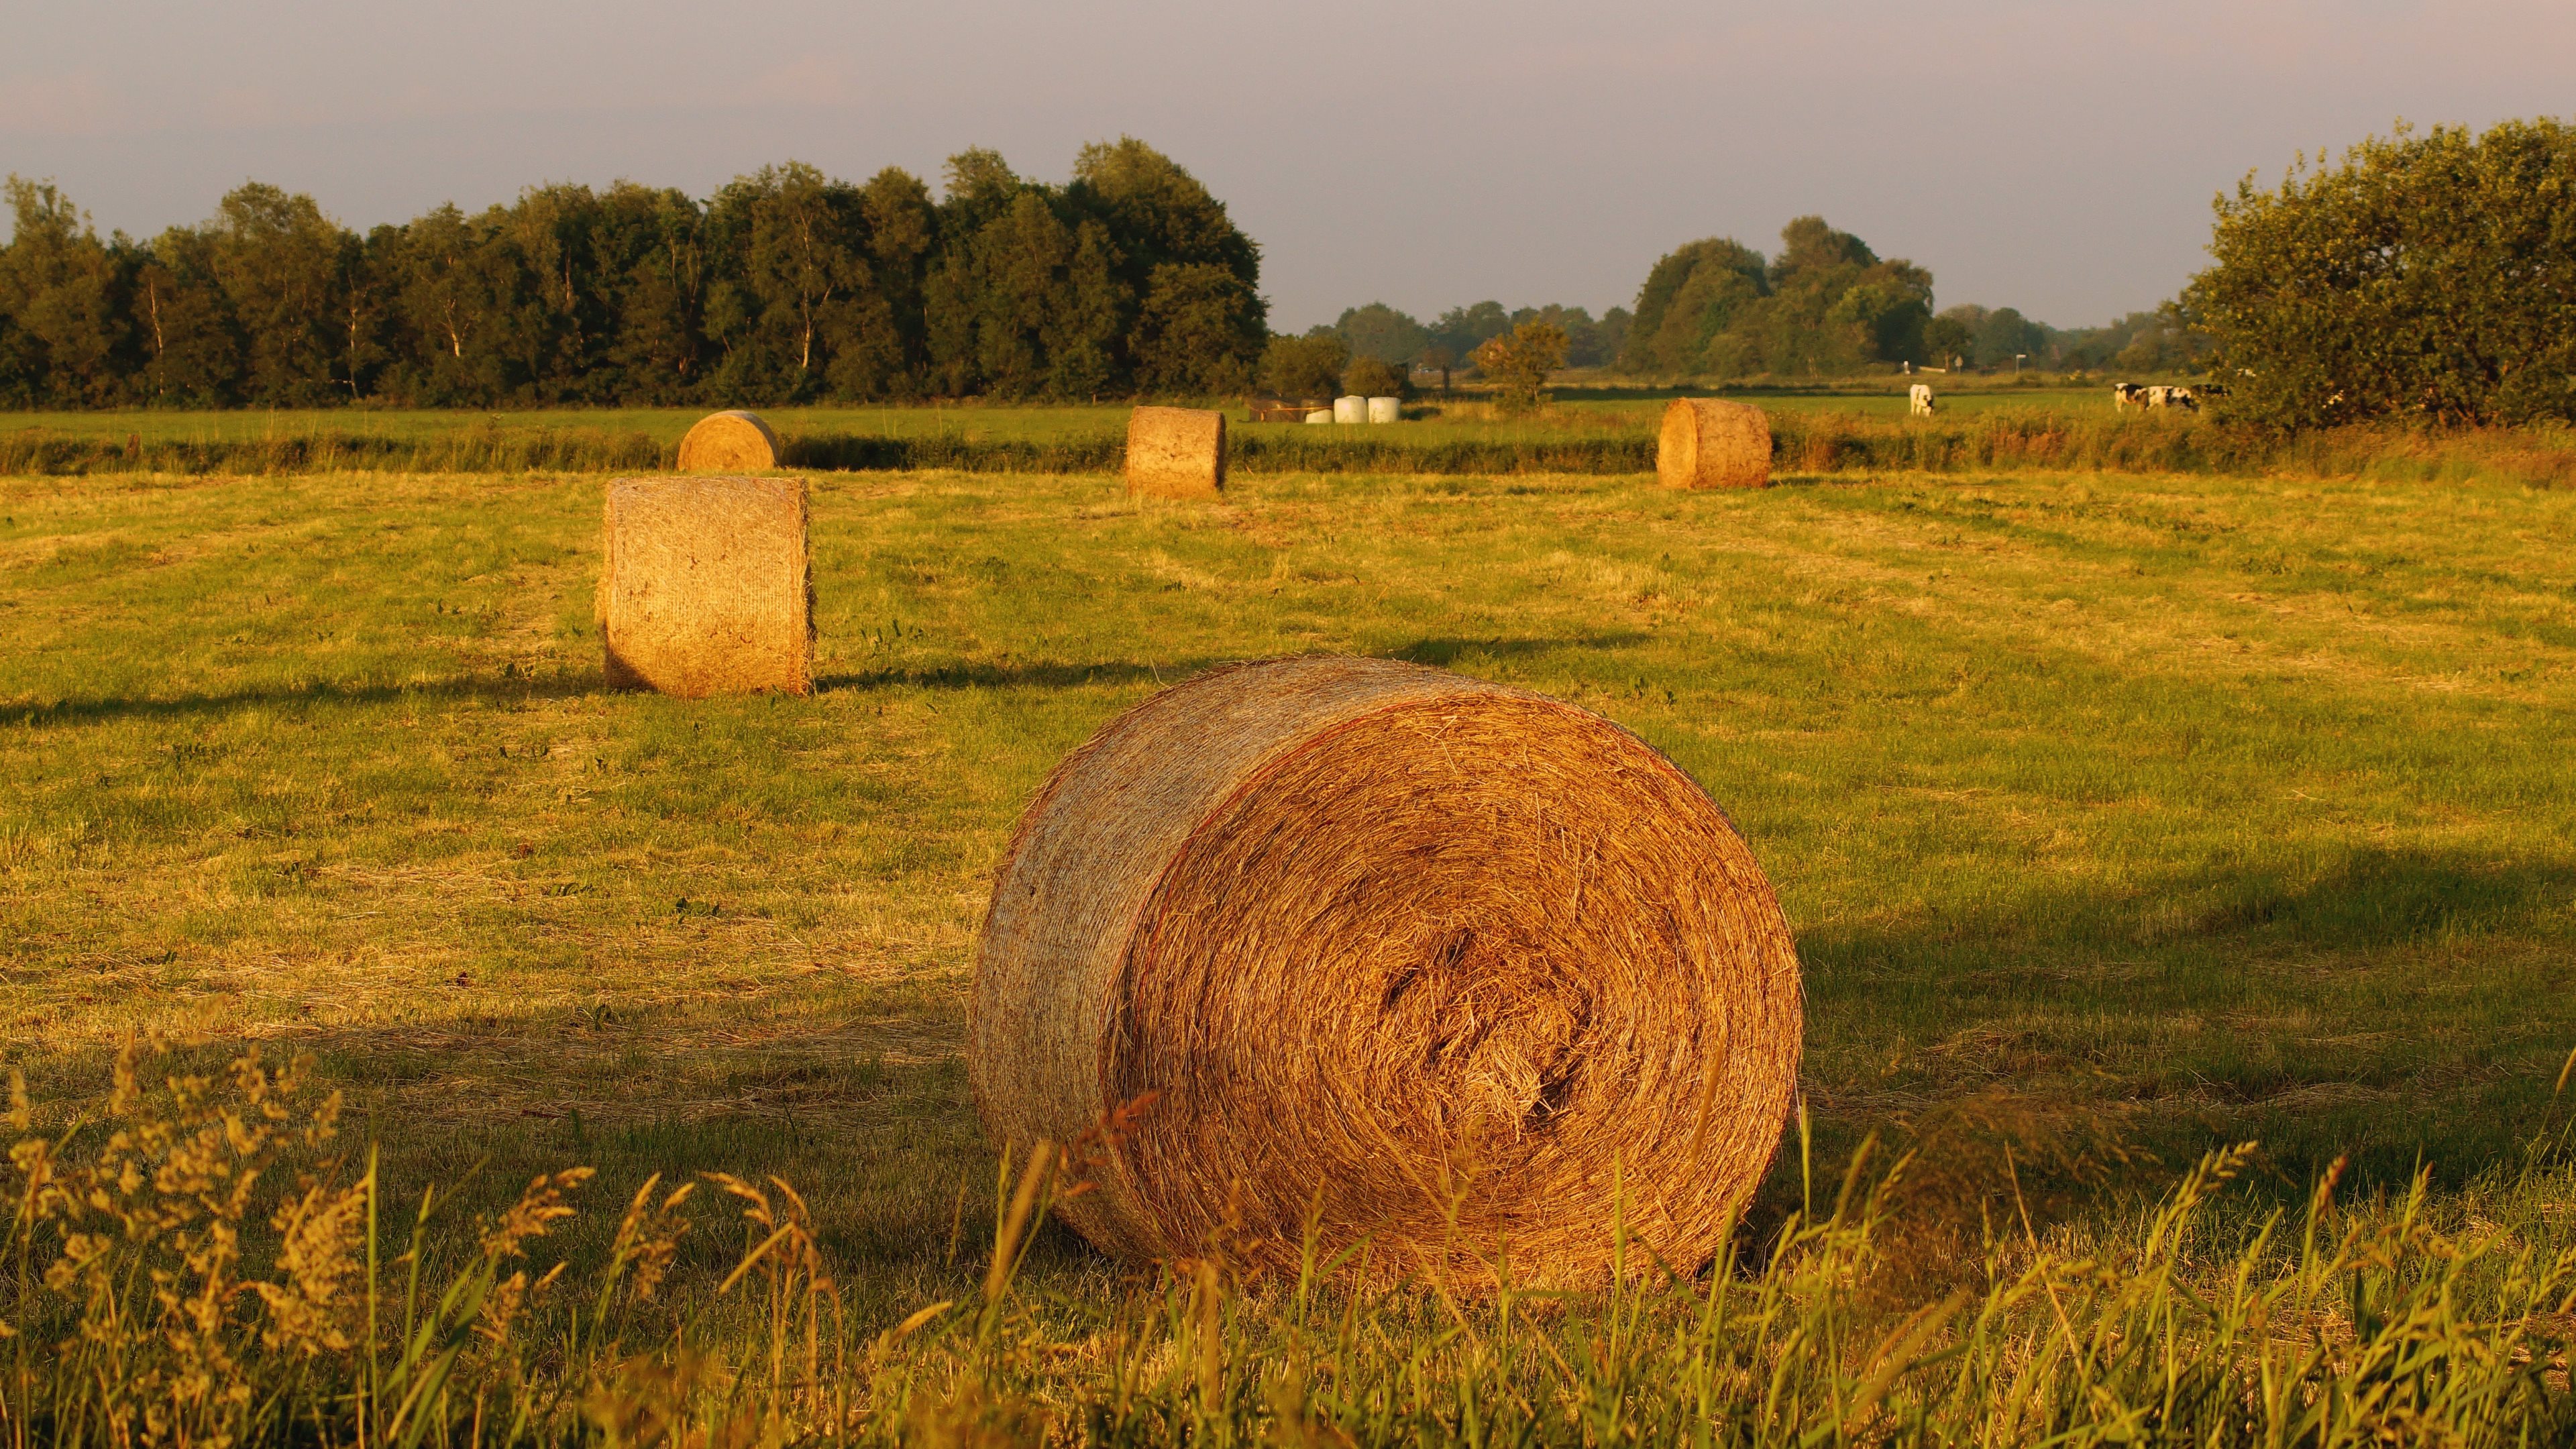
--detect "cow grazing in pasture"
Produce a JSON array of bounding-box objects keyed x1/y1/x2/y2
[
  {"x1": 2113, "y1": 382, "x2": 2147, "y2": 410},
  {"x1": 1909, "y1": 384, "x2": 1935, "y2": 416}
]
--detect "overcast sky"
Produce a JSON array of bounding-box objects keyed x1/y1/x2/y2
[{"x1": 3, "y1": 0, "x2": 2569, "y2": 331}]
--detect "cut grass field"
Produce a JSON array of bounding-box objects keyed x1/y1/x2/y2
[{"x1": 3, "y1": 458, "x2": 2574, "y2": 1440}]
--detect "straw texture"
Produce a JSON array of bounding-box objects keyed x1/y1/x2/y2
[
  {"x1": 1125, "y1": 407, "x2": 1226, "y2": 498},
  {"x1": 598, "y1": 476, "x2": 813, "y2": 697},
  {"x1": 970, "y1": 655, "x2": 1803, "y2": 1287},
  {"x1": 1658, "y1": 398, "x2": 1772, "y2": 490},
  {"x1": 676, "y1": 410, "x2": 783, "y2": 472}
]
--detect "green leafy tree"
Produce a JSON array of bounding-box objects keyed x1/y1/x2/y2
[
  {"x1": 1472, "y1": 320, "x2": 1568, "y2": 416},
  {"x1": 1343, "y1": 355, "x2": 1409, "y2": 398},
  {"x1": 596, "y1": 183, "x2": 711, "y2": 405},
  {"x1": 1617, "y1": 221, "x2": 1934, "y2": 376},
  {"x1": 1134, "y1": 261, "x2": 1262, "y2": 396},
  {"x1": 206, "y1": 184, "x2": 360, "y2": 406},
  {"x1": 1428, "y1": 301, "x2": 1511, "y2": 361},
  {"x1": 1970, "y1": 306, "x2": 2044, "y2": 368},
  {"x1": 2188, "y1": 117, "x2": 2576, "y2": 427},
  {"x1": 383, "y1": 203, "x2": 513, "y2": 403},
  {"x1": 129, "y1": 225, "x2": 240, "y2": 405},
  {"x1": 1258, "y1": 331, "x2": 1348, "y2": 401},
  {"x1": 1621, "y1": 238, "x2": 1766, "y2": 373},
  {"x1": 849, "y1": 168, "x2": 937, "y2": 398},
  {"x1": 1069, "y1": 137, "x2": 1263, "y2": 395},
  {"x1": 0, "y1": 177, "x2": 129, "y2": 405},
  {"x1": 1336, "y1": 303, "x2": 1428, "y2": 364}
]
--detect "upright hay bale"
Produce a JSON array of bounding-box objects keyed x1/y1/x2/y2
[
  {"x1": 676, "y1": 410, "x2": 783, "y2": 472},
  {"x1": 599, "y1": 476, "x2": 812, "y2": 698},
  {"x1": 1658, "y1": 397, "x2": 1772, "y2": 490},
  {"x1": 1124, "y1": 407, "x2": 1225, "y2": 498},
  {"x1": 971, "y1": 656, "x2": 1803, "y2": 1287},
  {"x1": 1366, "y1": 395, "x2": 1402, "y2": 424}
]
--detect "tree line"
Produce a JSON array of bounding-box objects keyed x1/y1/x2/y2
[
  {"x1": 0, "y1": 139, "x2": 1267, "y2": 409},
  {"x1": 1301, "y1": 216, "x2": 2203, "y2": 385}
]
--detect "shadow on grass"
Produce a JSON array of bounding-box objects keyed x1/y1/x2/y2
[
  {"x1": 816, "y1": 659, "x2": 1183, "y2": 693},
  {"x1": 3, "y1": 674, "x2": 599, "y2": 727},
  {"x1": 5, "y1": 990, "x2": 1018, "y2": 1291},
  {"x1": 1391, "y1": 633, "x2": 1649, "y2": 666},
  {"x1": 1795, "y1": 845, "x2": 2576, "y2": 1195},
  {"x1": 819, "y1": 637, "x2": 1652, "y2": 692}
]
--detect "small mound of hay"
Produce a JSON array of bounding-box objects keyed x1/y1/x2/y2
[
  {"x1": 598, "y1": 476, "x2": 813, "y2": 697},
  {"x1": 1658, "y1": 398, "x2": 1771, "y2": 490},
  {"x1": 676, "y1": 411, "x2": 782, "y2": 472},
  {"x1": 970, "y1": 655, "x2": 1803, "y2": 1287},
  {"x1": 1125, "y1": 407, "x2": 1225, "y2": 498}
]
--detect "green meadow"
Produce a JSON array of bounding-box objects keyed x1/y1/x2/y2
[
  {"x1": 0, "y1": 382, "x2": 2094, "y2": 447},
  {"x1": 4, "y1": 457, "x2": 2575, "y2": 1441}
]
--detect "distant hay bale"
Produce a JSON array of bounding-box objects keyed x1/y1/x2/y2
[
  {"x1": 1305, "y1": 409, "x2": 1332, "y2": 425},
  {"x1": 1125, "y1": 407, "x2": 1225, "y2": 498},
  {"x1": 598, "y1": 476, "x2": 812, "y2": 698},
  {"x1": 676, "y1": 411, "x2": 783, "y2": 472},
  {"x1": 969, "y1": 655, "x2": 1803, "y2": 1288},
  {"x1": 1332, "y1": 395, "x2": 1366, "y2": 425},
  {"x1": 1367, "y1": 396, "x2": 1402, "y2": 424},
  {"x1": 1658, "y1": 398, "x2": 1772, "y2": 490}
]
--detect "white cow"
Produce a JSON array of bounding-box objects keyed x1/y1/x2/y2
[
  {"x1": 2146, "y1": 386, "x2": 2198, "y2": 411},
  {"x1": 2113, "y1": 382, "x2": 2147, "y2": 411},
  {"x1": 1909, "y1": 383, "x2": 1935, "y2": 416}
]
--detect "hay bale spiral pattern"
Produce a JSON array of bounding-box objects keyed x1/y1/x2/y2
[
  {"x1": 676, "y1": 410, "x2": 783, "y2": 472},
  {"x1": 970, "y1": 656, "x2": 1803, "y2": 1285}
]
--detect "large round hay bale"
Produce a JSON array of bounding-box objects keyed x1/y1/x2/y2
[
  {"x1": 1125, "y1": 407, "x2": 1225, "y2": 498},
  {"x1": 676, "y1": 411, "x2": 783, "y2": 472},
  {"x1": 970, "y1": 655, "x2": 1803, "y2": 1287},
  {"x1": 1658, "y1": 398, "x2": 1772, "y2": 490}
]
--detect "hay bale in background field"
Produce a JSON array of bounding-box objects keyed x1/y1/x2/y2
[
  {"x1": 599, "y1": 476, "x2": 812, "y2": 697},
  {"x1": 676, "y1": 411, "x2": 782, "y2": 472},
  {"x1": 1367, "y1": 396, "x2": 1402, "y2": 424},
  {"x1": 1125, "y1": 407, "x2": 1225, "y2": 498},
  {"x1": 1305, "y1": 409, "x2": 1332, "y2": 425},
  {"x1": 1333, "y1": 395, "x2": 1366, "y2": 424},
  {"x1": 1658, "y1": 397, "x2": 1772, "y2": 490},
  {"x1": 970, "y1": 655, "x2": 1803, "y2": 1287}
]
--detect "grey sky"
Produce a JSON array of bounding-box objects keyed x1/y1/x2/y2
[{"x1": 3, "y1": 0, "x2": 2569, "y2": 331}]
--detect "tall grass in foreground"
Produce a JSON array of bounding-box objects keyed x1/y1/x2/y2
[
  {"x1": 4, "y1": 413, "x2": 2571, "y2": 486},
  {"x1": 8, "y1": 1043, "x2": 2576, "y2": 1445}
]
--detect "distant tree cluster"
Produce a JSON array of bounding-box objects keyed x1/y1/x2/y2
[
  {"x1": 1617, "y1": 218, "x2": 1933, "y2": 376},
  {"x1": 0, "y1": 138, "x2": 1266, "y2": 408},
  {"x1": 2036, "y1": 309, "x2": 2206, "y2": 374},
  {"x1": 1923, "y1": 304, "x2": 2048, "y2": 370},
  {"x1": 1252, "y1": 299, "x2": 1627, "y2": 400},
  {"x1": 2188, "y1": 117, "x2": 2576, "y2": 428}
]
